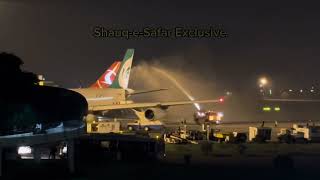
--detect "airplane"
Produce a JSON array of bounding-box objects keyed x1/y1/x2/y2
[
  {"x1": 71, "y1": 49, "x2": 223, "y2": 121},
  {"x1": 0, "y1": 61, "x2": 88, "y2": 163},
  {"x1": 81, "y1": 58, "x2": 166, "y2": 96},
  {"x1": 90, "y1": 61, "x2": 122, "y2": 89},
  {"x1": 0, "y1": 52, "x2": 89, "y2": 166}
]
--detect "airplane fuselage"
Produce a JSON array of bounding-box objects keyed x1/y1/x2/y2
[{"x1": 71, "y1": 88, "x2": 127, "y2": 107}]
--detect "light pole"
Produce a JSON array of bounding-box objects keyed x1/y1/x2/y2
[
  {"x1": 258, "y1": 77, "x2": 269, "y2": 96},
  {"x1": 259, "y1": 77, "x2": 268, "y2": 87}
]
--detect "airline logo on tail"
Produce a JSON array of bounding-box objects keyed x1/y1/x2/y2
[
  {"x1": 110, "y1": 49, "x2": 134, "y2": 89},
  {"x1": 91, "y1": 61, "x2": 121, "y2": 88}
]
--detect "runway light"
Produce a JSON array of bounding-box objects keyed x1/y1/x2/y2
[
  {"x1": 274, "y1": 107, "x2": 281, "y2": 111},
  {"x1": 18, "y1": 146, "x2": 32, "y2": 155},
  {"x1": 263, "y1": 107, "x2": 271, "y2": 111}
]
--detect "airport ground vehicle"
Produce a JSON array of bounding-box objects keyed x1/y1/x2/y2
[
  {"x1": 230, "y1": 132, "x2": 247, "y2": 143},
  {"x1": 194, "y1": 110, "x2": 223, "y2": 124},
  {"x1": 127, "y1": 119, "x2": 164, "y2": 131},
  {"x1": 211, "y1": 131, "x2": 230, "y2": 142},
  {"x1": 210, "y1": 131, "x2": 247, "y2": 143},
  {"x1": 86, "y1": 114, "x2": 121, "y2": 133},
  {"x1": 164, "y1": 134, "x2": 189, "y2": 144},
  {"x1": 278, "y1": 124, "x2": 320, "y2": 143},
  {"x1": 164, "y1": 126, "x2": 200, "y2": 144},
  {"x1": 188, "y1": 130, "x2": 205, "y2": 140},
  {"x1": 248, "y1": 127, "x2": 272, "y2": 143},
  {"x1": 87, "y1": 121, "x2": 121, "y2": 134}
]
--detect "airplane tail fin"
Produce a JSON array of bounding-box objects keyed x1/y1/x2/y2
[
  {"x1": 110, "y1": 49, "x2": 134, "y2": 89},
  {"x1": 90, "y1": 61, "x2": 121, "y2": 88}
]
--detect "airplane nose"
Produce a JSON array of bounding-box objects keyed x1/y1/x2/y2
[
  {"x1": 0, "y1": 86, "x2": 88, "y2": 135},
  {"x1": 59, "y1": 88, "x2": 88, "y2": 121},
  {"x1": 30, "y1": 86, "x2": 88, "y2": 125}
]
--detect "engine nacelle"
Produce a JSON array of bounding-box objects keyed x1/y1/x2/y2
[{"x1": 144, "y1": 108, "x2": 166, "y2": 120}]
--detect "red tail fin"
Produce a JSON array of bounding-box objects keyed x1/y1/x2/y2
[{"x1": 90, "y1": 61, "x2": 121, "y2": 88}]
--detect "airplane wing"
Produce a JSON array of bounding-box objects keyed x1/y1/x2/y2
[
  {"x1": 89, "y1": 99, "x2": 221, "y2": 111},
  {"x1": 128, "y1": 88, "x2": 168, "y2": 96},
  {"x1": 263, "y1": 98, "x2": 320, "y2": 102}
]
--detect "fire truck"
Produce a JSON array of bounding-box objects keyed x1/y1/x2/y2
[{"x1": 194, "y1": 110, "x2": 224, "y2": 124}]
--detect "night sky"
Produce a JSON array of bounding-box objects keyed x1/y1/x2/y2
[{"x1": 1, "y1": 1, "x2": 320, "y2": 91}]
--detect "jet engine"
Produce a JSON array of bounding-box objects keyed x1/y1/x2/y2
[{"x1": 144, "y1": 108, "x2": 167, "y2": 120}]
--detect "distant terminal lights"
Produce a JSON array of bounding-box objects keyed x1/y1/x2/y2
[
  {"x1": 260, "y1": 87, "x2": 320, "y2": 97},
  {"x1": 285, "y1": 89, "x2": 316, "y2": 93},
  {"x1": 281, "y1": 87, "x2": 319, "y2": 95},
  {"x1": 37, "y1": 74, "x2": 59, "y2": 87}
]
